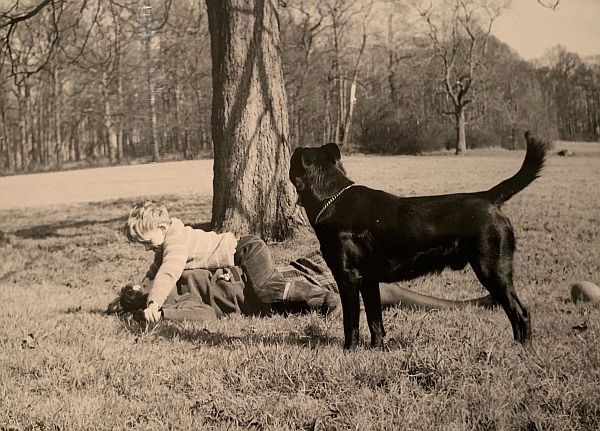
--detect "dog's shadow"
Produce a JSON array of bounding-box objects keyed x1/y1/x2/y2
[
  {"x1": 102, "y1": 308, "x2": 437, "y2": 351},
  {"x1": 113, "y1": 312, "x2": 339, "y2": 349}
]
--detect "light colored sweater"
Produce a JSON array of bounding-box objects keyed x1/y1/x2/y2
[{"x1": 146, "y1": 218, "x2": 238, "y2": 308}]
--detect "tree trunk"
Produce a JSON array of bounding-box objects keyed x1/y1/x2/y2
[
  {"x1": 455, "y1": 108, "x2": 467, "y2": 155},
  {"x1": 342, "y1": 78, "x2": 356, "y2": 145},
  {"x1": 1, "y1": 100, "x2": 12, "y2": 171},
  {"x1": 149, "y1": 80, "x2": 159, "y2": 161},
  {"x1": 206, "y1": 0, "x2": 306, "y2": 240},
  {"x1": 387, "y1": 13, "x2": 398, "y2": 105},
  {"x1": 173, "y1": 83, "x2": 181, "y2": 153},
  {"x1": 144, "y1": 33, "x2": 160, "y2": 162},
  {"x1": 342, "y1": 15, "x2": 367, "y2": 147},
  {"x1": 102, "y1": 72, "x2": 119, "y2": 164},
  {"x1": 53, "y1": 65, "x2": 63, "y2": 167},
  {"x1": 336, "y1": 73, "x2": 343, "y2": 143},
  {"x1": 323, "y1": 86, "x2": 331, "y2": 142},
  {"x1": 36, "y1": 96, "x2": 45, "y2": 166},
  {"x1": 17, "y1": 82, "x2": 30, "y2": 170},
  {"x1": 117, "y1": 72, "x2": 124, "y2": 162}
]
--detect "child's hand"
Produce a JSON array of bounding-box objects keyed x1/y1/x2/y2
[{"x1": 143, "y1": 302, "x2": 162, "y2": 323}]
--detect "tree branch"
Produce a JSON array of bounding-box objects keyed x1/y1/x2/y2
[
  {"x1": 537, "y1": 0, "x2": 560, "y2": 10},
  {"x1": 0, "y1": 0, "x2": 55, "y2": 29}
]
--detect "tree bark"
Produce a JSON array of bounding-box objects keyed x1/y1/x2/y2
[{"x1": 206, "y1": 0, "x2": 305, "y2": 241}]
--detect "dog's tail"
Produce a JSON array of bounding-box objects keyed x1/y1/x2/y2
[{"x1": 485, "y1": 131, "x2": 546, "y2": 205}]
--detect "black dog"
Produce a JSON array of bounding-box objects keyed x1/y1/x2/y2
[{"x1": 290, "y1": 132, "x2": 545, "y2": 349}]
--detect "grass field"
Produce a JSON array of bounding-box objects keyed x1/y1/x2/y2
[{"x1": 1, "y1": 142, "x2": 599, "y2": 430}]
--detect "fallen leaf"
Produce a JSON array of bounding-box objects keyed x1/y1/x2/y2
[{"x1": 21, "y1": 333, "x2": 37, "y2": 349}]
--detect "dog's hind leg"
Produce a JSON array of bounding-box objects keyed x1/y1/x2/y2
[
  {"x1": 359, "y1": 279, "x2": 385, "y2": 348},
  {"x1": 469, "y1": 242, "x2": 531, "y2": 344},
  {"x1": 336, "y1": 279, "x2": 361, "y2": 349}
]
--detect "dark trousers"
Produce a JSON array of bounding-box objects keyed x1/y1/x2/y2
[
  {"x1": 234, "y1": 235, "x2": 289, "y2": 304},
  {"x1": 233, "y1": 235, "x2": 340, "y2": 315}
]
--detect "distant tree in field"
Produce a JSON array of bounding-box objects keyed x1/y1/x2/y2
[
  {"x1": 416, "y1": 0, "x2": 508, "y2": 154},
  {"x1": 205, "y1": 0, "x2": 305, "y2": 241}
]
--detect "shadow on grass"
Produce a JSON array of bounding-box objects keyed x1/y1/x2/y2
[
  {"x1": 11, "y1": 217, "x2": 213, "y2": 240},
  {"x1": 13, "y1": 216, "x2": 127, "y2": 239},
  {"x1": 111, "y1": 312, "x2": 339, "y2": 349}
]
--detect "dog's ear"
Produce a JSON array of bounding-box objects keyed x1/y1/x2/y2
[
  {"x1": 323, "y1": 143, "x2": 341, "y2": 162},
  {"x1": 298, "y1": 148, "x2": 318, "y2": 169},
  {"x1": 289, "y1": 147, "x2": 307, "y2": 191},
  {"x1": 291, "y1": 147, "x2": 310, "y2": 170}
]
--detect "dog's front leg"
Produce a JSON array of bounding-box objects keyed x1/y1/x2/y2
[
  {"x1": 336, "y1": 279, "x2": 361, "y2": 349},
  {"x1": 359, "y1": 279, "x2": 385, "y2": 348}
]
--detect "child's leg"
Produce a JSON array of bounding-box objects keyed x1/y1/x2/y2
[
  {"x1": 234, "y1": 235, "x2": 289, "y2": 303},
  {"x1": 234, "y1": 235, "x2": 340, "y2": 315},
  {"x1": 283, "y1": 280, "x2": 341, "y2": 317}
]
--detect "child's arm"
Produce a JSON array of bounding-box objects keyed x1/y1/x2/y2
[
  {"x1": 146, "y1": 241, "x2": 188, "y2": 310},
  {"x1": 162, "y1": 298, "x2": 218, "y2": 322},
  {"x1": 144, "y1": 251, "x2": 163, "y2": 281}
]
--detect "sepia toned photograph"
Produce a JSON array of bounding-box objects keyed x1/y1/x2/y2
[{"x1": 0, "y1": 0, "x2": 598, "y2": 429}]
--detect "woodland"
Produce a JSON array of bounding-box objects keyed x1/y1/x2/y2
[{"x1": 0, "y1": 0, "x2": 598, "y2": 176}]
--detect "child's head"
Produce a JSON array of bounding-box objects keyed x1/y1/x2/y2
[{"x1": 124, "y1": 201, "x2": 170, "y2": 249}]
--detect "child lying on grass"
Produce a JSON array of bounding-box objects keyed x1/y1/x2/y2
[
  {"x1": 119, "y1": 200, "x2": 341, "y2": 322},
  {"x1": 109, "y1": 201, "x2": 494, "y2": 323}
]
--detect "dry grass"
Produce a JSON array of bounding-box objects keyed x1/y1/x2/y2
[{"x1": 1, "y1": 143, "x2": 599, "y2": 430}]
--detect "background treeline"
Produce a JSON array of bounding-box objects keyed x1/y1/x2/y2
[{"x1": 0, "y1": 0, "x2": 598, "y2": 175}]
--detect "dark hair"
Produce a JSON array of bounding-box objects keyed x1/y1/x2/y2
[
  {"x1": 120, "y1": 284, "x2": 148, "y2": 312},
  {"x1": 106, "y1": 284, "x2": 148, "y2": 315}
]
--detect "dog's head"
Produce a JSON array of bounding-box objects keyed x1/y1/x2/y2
[{"x1": 289, "y1": 143, "x2": 350, "y2": 209}]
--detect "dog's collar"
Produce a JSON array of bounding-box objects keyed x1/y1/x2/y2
[{"x1": 314, "y1": 184, "x2": 355, "y2": 224}]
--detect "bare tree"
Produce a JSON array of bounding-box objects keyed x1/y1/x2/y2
[
  {"x1": 341, "y1": 1, "x2": 371, "y2": 145},
  {"x1": 0, "y1": 1, "x2": 72, "y2": 78},
  {"x1": 280, "y1": 1, "x2": 325, "y2": 147},
  {"x1": 417, "y1": 0, "x2": 507, "y2": 154},
  {"x1": 320, "y1": 0, "x2": 372, "y2": 145}
]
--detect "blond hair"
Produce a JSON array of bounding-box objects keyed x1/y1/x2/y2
[{"x1": 124, "y1": 200, "x2": 170, "y2": 243}]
